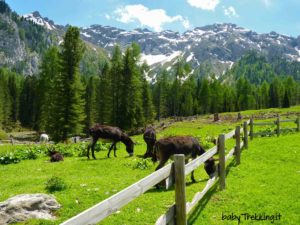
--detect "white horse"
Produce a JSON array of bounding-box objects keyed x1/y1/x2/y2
[{"x1": 40, "y1": 133, "x2": 49, "y2": 143}]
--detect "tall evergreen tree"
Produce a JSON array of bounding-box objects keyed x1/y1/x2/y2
[
  {"x1": 37, "y1": 46, "x2": 60, "y2": 131},
  {"x1": 97, "y1": 62, "x2": 112, "y2": 124},
  {"x1": 260, "y1": 81, "x2": 270, "y2": 108},
  {"x1": 110, "y1": 45, "x2": 123, "y2": 126},
  {"x1": 49, "y1": 26, "x2": 85, "y2": 141},
  {"x1": 0, "y1": 69, "x2": 11, "y2": 127},
  {"x1": 153, "y1": 70, "x2": 169, "y2": 121},
  {"x1": 19, "y1": 76, "x2": 38, "y2": 128},
  {"x1": 142, "y1": 77, "x2": 155, "y2": 123},
  {"x1": 7, "y1": 72, "x2": 19, "y2": 122},
  {"x1": 85, "y1": 75, "x2": 99, "y2": 129},
  {"x1": 120, "y1": 43, "x2": 144, "y2": 129},
  {"x1": 269, "y1": 77, "x2": 281, "y2": 108},
  {"x1": 198, "y1": 78, "x2": 211, "y2": 114},
  {"x1": 282, "y1": 89, "x2": 290, "y2": 108}
]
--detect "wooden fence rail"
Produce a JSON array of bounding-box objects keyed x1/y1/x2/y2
[{"x1": 250, "y1": 116, "x2": 299, "y2": 139}]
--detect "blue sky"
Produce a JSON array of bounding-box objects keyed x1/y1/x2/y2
[{"x1": 5, "y1": 0, "x2": 300, "y2": 37}]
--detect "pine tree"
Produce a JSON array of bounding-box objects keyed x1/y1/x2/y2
[
  {"x1": 180, "y1": 77, "x2": 195, "y2": 116},
  {"x1": 110, "y1": 45, "x2": 123, "y2": 126},
  {"x1": 97, "y1": 62, "x2": 112, "y2": 124},
  {"x1": 141, "y1": 77, "x2": 155, "y2": 123},
  {"x1": 120, "y1": 43, "x2": 144, "y2": 129},
  {"x1": 282, "y1": 89, "x2": 290, "y2": 108},
  {"x1": 37, "y1": 46, "x2": 60, "y2": 131},
  {"x1": 260, "y1": 81, "x2": 270, "y2": 108},
  {"x1": 49, "y1": 26, "x2": 86, "y2": 141},
  {"x1": 198, "y1": 78, "x2": 211, "y2": 114},
  {"x1": 153, "y1": 70, "x2": 169, "y2": 121},
  {"x1": 7, "y1": 72, "x2": 19, "y2": 122},
  {"x1": 19, "y1": 76, "x2": 38, "y2": 128},
  {"x1": 209, "y1": 77, "x2": 223, "y2": 113},
  {"x1": 85, "y1": 75, "x2": 99, "y2": 129},
  {"x1": 269, "y1": 77, "x2": 281, "y2": 108},
  {"x1": 0, "y1": 69, "x2": 9, "y2": 127}
]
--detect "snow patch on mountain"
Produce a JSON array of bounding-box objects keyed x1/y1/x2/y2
[
  {"x1": 141, "y1": 51, "x2": 182, "y2": 66},
  {"x1": 81, "y1": 32, "x2": 91, "y2": 38},
  {"x1": 23, "y1": 12, "x2": 56, "y2": 30}
]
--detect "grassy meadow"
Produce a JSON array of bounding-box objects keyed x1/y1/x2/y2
[{"x1": 0, "y1": 106, "x2": 299, "y2": 225}]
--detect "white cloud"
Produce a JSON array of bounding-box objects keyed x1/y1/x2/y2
[
  {"x1": 262, "y1": 0, "x2": 273, "y2": 8},
  {"x1": 223, "y1": 6, "x2": 239, "y2": 18},
  {"x1": 187, "y1": 0, "x2": 220, "y2": 11},
  {"x1": 105, "y1": 14, "x2": 111, "y2": 20},
  {"x1": 113, "y1": 4, "x2": 190, "y2": 32}
]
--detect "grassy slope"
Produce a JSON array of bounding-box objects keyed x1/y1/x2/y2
[
  {"x1": 189, "y1": 133, "x2": 300, "y2": 225},
  {"x1": 0, "y1": 106, "x2": 299, "y2": 225}
]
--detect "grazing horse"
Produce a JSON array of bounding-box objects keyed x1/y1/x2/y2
[
  {"x1": 88, "y1": 124, "x2": 134, "y2": 159},
  {"x1": 152, "y1": 136, "x2": 216, "y2": 182},
  {"x1": 143, "y1": 127, "x2": 156, "y2": 158},
  {"x1": 40, "y1": 133, "x2": 49, "y2": 143}
]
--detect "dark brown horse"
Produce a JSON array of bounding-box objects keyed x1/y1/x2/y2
[
  {"x1": 87, "y1": 124, "x2": 134, "y2": 159},
  {"x1": 152, "y1": 136, "x2": 216, "y2": 182},
  {"x1": 143, "y1": 127, "x2": 156, "y2": 158}
]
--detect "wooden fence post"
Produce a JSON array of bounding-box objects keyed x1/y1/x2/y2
[
  {"x1": 174, "y1": 155, "x2": 187, "y2": 225},
  {"x1": 243, "y1": 121, "x2": 248, "y2": 149},
  {"x1": 218, "y1": 134, "x2": 226, "y2": 190},
  {"x1": 235, "y1": 126, "x2": 241, "y2": 165},
  {"x1": 296, "y1": 117, "x2": 300, "y2": 132},
  {"x1": 250, "y1": 117, "x2": 254, "y2": 140},
  {"x1": 276, "y1": 116, "x2": 280, "y2": 137}
]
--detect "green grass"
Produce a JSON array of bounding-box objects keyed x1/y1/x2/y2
[
  {"x1": 189, "y1": 132, "x2": 300, "y2": 225},
  {"x1": 0, "y1": 106, "x2": 299, "y2": 225}
]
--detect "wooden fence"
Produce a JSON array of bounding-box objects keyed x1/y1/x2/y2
[
  {"x1": 61, "y1": 116, "x2": 299, "y2": 225},
  {"x1": 249, "y1": 116, "x2": 300, "y2": 139}
]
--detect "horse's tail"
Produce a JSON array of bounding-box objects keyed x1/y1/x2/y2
[{"x1": 152, "y1": 142, "x2": 158, "y2": 162}]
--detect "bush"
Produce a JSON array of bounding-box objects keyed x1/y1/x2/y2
[
  {"x1": 45, "y1": 176, "x2": 67, "y2": 192},
  {"x1": 0, "y1": 152, "x2": 20, "y2": 165},
  {"x1": 16, "y1": 149, "x2": 38, "y2": 160},
  {"x1": 133, "y1": 159, "x2": 152, "y2": 170}
]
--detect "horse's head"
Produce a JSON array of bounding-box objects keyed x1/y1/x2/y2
[
  {"x1": 197, "y1": 144, "x2": 206, "y2": 156},
  {"x1": 204, "y1": 157, "x2": 216, "y2": 178},
  {"x1": 123, "y1": 135, "x2": 134, "y2": 156}
]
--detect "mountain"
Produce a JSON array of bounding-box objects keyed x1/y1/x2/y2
[
  {"x1": 0, "y1": 2, "x2": 107, "y2": 76},
  {"x1": 79, "y1": 23, "x2": 300, "y2": 77},
  {"x1": 0, "y1": 2, "x2": 58, "y2": 75},
  {"x1": 1, "y1": 0, "x2": 300, "y2": 77}
]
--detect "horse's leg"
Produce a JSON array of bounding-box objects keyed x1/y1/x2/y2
[
  {"x1": 91, "y1": 137, "x2": 98, "y2": 160},
  {"x1": 144, "y1": 143, "x2": 150, "y2": 158},
  {"x1": 190, "y1": 157, "x2": 196, "y2": 183},
  {"x1": 107, "y1": 143, "x2": 114, "y2": 158},
  {"x1": 113, "y1": 143, "x2": 117, "y2": 157},
  {"x1": 155, "y1": 158, "x2": 168, "y2": 189},
  {"x1": 191, "y1": 170, "x2": 196, "y2": 183},
  {"x1": 87, "y1": 144, "x2": 90, "y2": 159}
]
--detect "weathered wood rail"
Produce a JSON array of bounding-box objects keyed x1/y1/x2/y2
[
  {"x1": 61, "y1": 116, "x2": 299, "y2": 225},
  {"x1": 249, "y1": 116, "x2": 300, "y2": 139}
]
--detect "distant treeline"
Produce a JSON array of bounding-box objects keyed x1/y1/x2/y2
[{"x1": 0, "y1": 27, "x2": 300, "y2": 141}]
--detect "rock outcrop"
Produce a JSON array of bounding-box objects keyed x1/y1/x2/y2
[{"x1": 0, "y1": 193, "x2": 61, "y2": 224}]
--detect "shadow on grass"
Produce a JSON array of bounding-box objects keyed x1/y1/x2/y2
[
  {"x1": 187, "y1": 158, "x2": 237, "y2": 224},
  {"x1": 188, "y1": 182, "x2": 219, "y2": 224}
]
